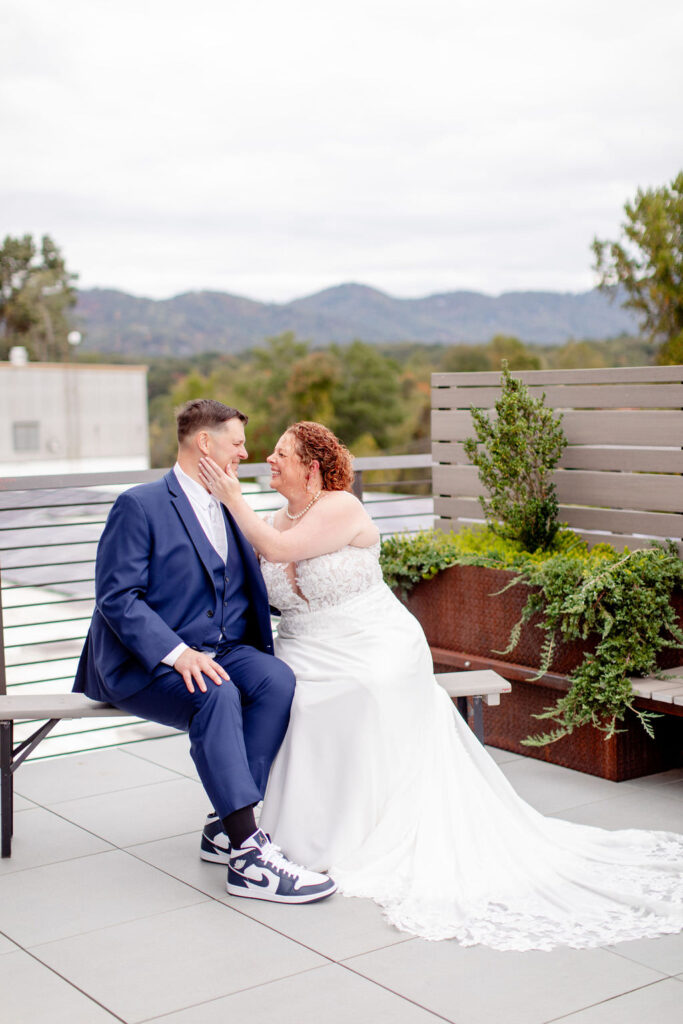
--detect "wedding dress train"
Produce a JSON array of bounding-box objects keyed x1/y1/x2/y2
[{"x1": 258, "y1": 537, "x2": 683, "y2": 950}]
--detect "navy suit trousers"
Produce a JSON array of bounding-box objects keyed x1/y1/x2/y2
[{"x1": 114, "y1": 644, "x2": 295, "y2": 818}]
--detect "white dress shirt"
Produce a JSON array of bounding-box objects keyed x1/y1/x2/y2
[{"x1": 161, "y1": 463, "x2": 228, "y2": 667}]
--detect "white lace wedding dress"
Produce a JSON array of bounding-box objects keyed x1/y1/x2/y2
[{"x1": 258, "y1": 534, "x2": 683, "y2": 950}]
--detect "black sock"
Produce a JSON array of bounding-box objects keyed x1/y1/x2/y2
[{"x1": 221, "y1": 805, "x2": 257, "y2": 848}]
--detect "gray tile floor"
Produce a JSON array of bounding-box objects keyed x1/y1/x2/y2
[{"x1": 2, "y1": 736, "x2": 682, "y2": 1024}]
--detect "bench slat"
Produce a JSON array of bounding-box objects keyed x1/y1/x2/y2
[
  {"x1": 0, "y1": 694, "x2": 129, "y2": 720},
  {"x1": 435, "y1": 670, "x2": 511, "y2": 701},
  {"x1": 628, "y1": 668, "x2": 683, "y2": 704}
]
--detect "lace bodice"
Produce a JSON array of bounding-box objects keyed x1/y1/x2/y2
[{"x1": 259, "y1": 514, "x2": 382, "y2": 613}]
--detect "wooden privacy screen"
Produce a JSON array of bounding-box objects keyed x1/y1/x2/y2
[{"x1": 431, "y1": 365, "x2": 683, "y2": 552}]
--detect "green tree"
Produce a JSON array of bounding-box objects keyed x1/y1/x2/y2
[
  {"x1": 657, "y1": 333, "x2": 683, "y2": 364},
  {"x1": 592, "y1": 172, "x2": 683, "y2": 361},
  {"x1": 286, "y1": 350, "x2": 340, "y2": 424},
  {"x1": 487, "y1": 334, "x2": 542, "y2": 370},
  {"x1": 330, "y1": 340, "x2": 403, "y2": 448},
  {"x1": 237, "y1": 333, "x2": 312, "y2": 459},
  {"x1": 549, "y1": 340, "x2": 607, "y2": 370},
  {"x1": 440, "y1": 337, "x2": 542, "y2": 374},
  {"x1": 441, "y1": 344, "x2": 491, "y2": 372},
  {"x1": 0, "y1": 234, "x2": 78, "y2": 360},
  {"x1": 148, "y1": 394, "x2": 178, "y2": 467}
]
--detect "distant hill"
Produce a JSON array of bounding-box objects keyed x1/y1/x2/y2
[{"x1": 74, "y1": 283, "x2": 639, "y2": 356}]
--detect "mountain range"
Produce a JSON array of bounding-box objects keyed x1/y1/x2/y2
[{"x1": 74, "y1": 283, "x2": 639, "y2": 356}]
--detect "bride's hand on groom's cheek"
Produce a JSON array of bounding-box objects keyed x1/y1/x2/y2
[{"x1": 198, "y1": 457, "x2": 236, "y2": 501}]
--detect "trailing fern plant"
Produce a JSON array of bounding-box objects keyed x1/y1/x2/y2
[
  {"x1": 516, "y1": 542, "x2": 683, "y2": 745},
  {"x1": 463, "y1": 364, "x2": 567, "y2": 551}
]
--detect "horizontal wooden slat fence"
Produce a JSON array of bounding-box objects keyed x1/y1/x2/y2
[{"x1": 431, "y1": 365, "x2": 683, "y2": 552}]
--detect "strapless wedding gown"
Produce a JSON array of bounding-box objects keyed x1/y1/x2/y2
[{"x1": 258, "y1": 537, "x2": 683, "y2": 950}]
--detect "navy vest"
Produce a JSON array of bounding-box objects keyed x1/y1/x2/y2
[{"x1": 204, "y1": 511, "x2": 250, "y2": 648}]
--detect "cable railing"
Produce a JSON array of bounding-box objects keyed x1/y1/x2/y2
[{"x1": 0, "y1": 454, "x2": 434, "y2": 758}]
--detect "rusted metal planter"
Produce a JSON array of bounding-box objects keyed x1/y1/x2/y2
[{"x1": 402, "y1": 565, "x2": 683, "y2": 781}]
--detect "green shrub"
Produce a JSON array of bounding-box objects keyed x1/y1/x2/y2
[
  {"x1": 463, "y1": 365, "x2": 567, "y2": 551},
  {"x1": 379, "y1": 525, "x2": 587, "y2": 597}
]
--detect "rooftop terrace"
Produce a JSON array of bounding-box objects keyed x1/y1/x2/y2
[
  {"x1": 2, "y1": 365, "x2": 683, "y2": 1021},
  {"x1": 2, "y1": 734, "x2": 682, "y2": 1024}
]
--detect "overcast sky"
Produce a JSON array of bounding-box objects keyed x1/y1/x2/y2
[{"x1": 1, "y1": 0, "x2": 682, "y2": 302}]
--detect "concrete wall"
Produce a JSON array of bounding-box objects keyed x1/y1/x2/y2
[{"x1": 0, "y1": 362, "x2": 149, "y2": 476}]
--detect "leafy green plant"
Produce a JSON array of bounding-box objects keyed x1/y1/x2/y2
[
  {"x1": 517, "y1": 543, "x2": 683, "y2": 744},
  {"x1": 463, "y1": 365, "x2": 567, "y2": 551},
  {"x1": 380, "y1": 529, "x2": 683, "y2": 744}
]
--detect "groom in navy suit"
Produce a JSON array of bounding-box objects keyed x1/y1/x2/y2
[{"x1": 75, "y1": 399, "x2": 335, "y2": 904}]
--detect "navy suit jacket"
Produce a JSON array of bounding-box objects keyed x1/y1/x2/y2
[{"x1": 74, "y1": 469, "x2": 274, "y2": 702}]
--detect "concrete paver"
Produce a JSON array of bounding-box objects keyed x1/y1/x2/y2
[
  {"x1": 606, "y1": 929, "x2": 683, "y2": 976},
  {"x1": 128, "y1": 831, "x2": 230, "y2": 897},
  {"x1": 12, "y1": 793, "x2": 36, "y2": 812},
  {"x1": 147, "y1": 962, "x2": 444, "y2": 1024},
  {"x1": 484, "y1": 744, "x2": 525, "y2": 765},
  {"x1": 221, "y1": 889, "x2": 412, "y2": 962},
  {"x1": 0, "y1": 949, "x2": 118, "y2": 1023},
  {"x1": 622, "y1": 767, "x2": 683, "y2": 790},
  {"x1": 552, "y1": 976, "x2": 683, "y2": 1024},
  {"x1": 54, "y1": 776, "x2": 208, "y2": 847},
  {"x1": 499, "y1": 757, "x2": 622, "y2": 815},
  {"x1": 0, "y1": 932, "x2": 19, "y2": 955},
  {"x1": 14, "y1": 745, "x2": 179, "y2": 804},
  {"x1": 32, "y1": 901, "x2": 326, "y2": 1023},
  {"x1": 0, "y1": 806, "x2": 112, "y2": 876},
  {"x1": 345, "y1": 940, "x2": 665, "y2": 1024},
  {"x1": 121, "y1": 733, "x2": 199, "y2": 780},
  {"x1": 549, "y1": 785, "x2": 683, "y2": 833},
  {"x1": 0, "y1": 848, "x2": 209, "y2": 946}
]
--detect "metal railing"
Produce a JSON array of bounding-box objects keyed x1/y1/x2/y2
[{"x1": 0, "y1": 455, "x2": 434, "y2": 759}]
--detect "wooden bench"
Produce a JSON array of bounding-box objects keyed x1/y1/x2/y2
[
  {"x1": 436, "y1": 670, "x2": 511, "y2": 742},
  {"x1": 629, "y1": 668, "x2": 683, "y2": 706},
  {"x1": 0, "y1": 671, "x2": 510, "y2": 859},
  {"x1": 0, "y1": 695, "x2": 129, "y2": 858}
]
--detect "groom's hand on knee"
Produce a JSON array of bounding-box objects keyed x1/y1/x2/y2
[{"x1": 174, "y1": 650, "x2": 229, "y2": 694}]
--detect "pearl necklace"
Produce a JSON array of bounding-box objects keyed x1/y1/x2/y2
[{"x1": 285, "y1": 489, "x2": 323, "y2": 521}]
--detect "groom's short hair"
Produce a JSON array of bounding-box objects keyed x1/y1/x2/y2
[{"x1": 176, "y1": 399, "x2": 248, "y2": 444}]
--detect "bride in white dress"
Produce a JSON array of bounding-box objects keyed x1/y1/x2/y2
[{"x1": 198, "y1": 421, "x2": 683, "y2": 951}]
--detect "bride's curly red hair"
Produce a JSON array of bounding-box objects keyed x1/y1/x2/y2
[{"x1": 286, "y1": 421, "x2": 354, "y2": 492}]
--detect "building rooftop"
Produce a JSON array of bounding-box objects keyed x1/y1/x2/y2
[{"x1": 2, "y1": 736, "x2": 682, "y2": 1023}]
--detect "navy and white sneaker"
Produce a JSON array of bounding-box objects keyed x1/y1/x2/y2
[
  {"x1": 200, "y1": 813, "x2": 231, "y2": 864},
  {"x1": 227, "y1": 829, "x2": 337, "y2": 903}
]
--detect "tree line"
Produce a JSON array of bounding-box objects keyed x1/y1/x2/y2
[{"x1": 136, "y1": 330, "x2": 649, "y2": 467}]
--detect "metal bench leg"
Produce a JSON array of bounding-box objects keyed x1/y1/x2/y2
[
  {"x1": 455, "y1": 695, "x2": 485, "y2": 743},
  {"x1": 0, "y1": 717, "x2": 65, "y2": 859},
  {"x1": 1, "y1": 720, "x2": 12, "y2": 858},
  {"x1": 471, "y1": 696, "x2": 484, "y2": 744}
]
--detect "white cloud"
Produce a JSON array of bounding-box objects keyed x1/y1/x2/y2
[{"x1": 1, "y1": 0, "x2": 682, "y2": 301}]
